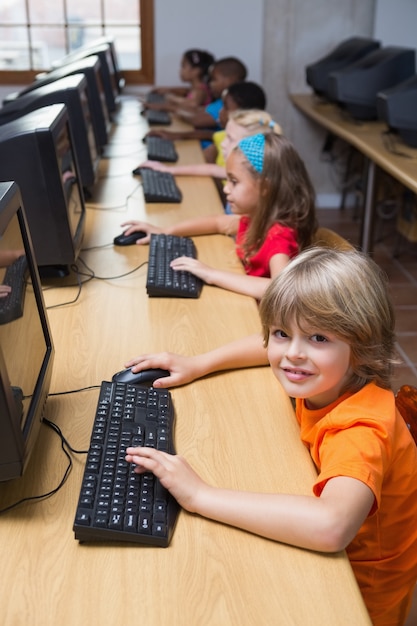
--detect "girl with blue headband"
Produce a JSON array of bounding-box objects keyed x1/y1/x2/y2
[{"x1": 122, "y1": 131, "x2": 317, "y2": 301}]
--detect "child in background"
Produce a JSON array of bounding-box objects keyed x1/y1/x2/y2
[
  {"x1": 137, "y1": 109, "x2": 281, "y2": 183},
  {"x1": 122, "y1": 131, "x2": 316, "y2": 301},
  {"x1": 205, "y1": 80, "x2": 268, "y2": 167},
  {"x1": 146, "y1": 56, "x2": 248, "y2": 145},
  {"x1": 143, "y1": 49, "x2": 215, "y2": 111},
  {"x1": 126, "y1": 247, "x2": 417, "y2": 626}
]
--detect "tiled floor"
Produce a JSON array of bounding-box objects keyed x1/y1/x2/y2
[{"x1": 315, "y1": 205, "x2": 417, "y2": 390}]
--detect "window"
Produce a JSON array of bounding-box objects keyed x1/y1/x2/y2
[{"x1": 0, "y1": 0, "x2": 153, "y2": 85}]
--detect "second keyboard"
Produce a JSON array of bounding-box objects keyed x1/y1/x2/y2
[
  {"x1": 138, "y1": 168, "x2": 182, "y2": 203},
  {"x1": 146, "y1": 234, "x2": 203, "y2": 298}
]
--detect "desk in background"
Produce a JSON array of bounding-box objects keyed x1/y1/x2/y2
[
  {"x1": 291, "y1": 93, "x2": 417, "y2": 254},
  {"x1": 0, "y1": 96, "x2": 371, "y2": 625}
]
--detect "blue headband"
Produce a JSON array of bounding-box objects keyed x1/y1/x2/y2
[{"x1": 238, "y1": 133, "x2": 265, "y2": 173}]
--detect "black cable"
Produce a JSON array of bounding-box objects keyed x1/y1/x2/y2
[{"x1": 0, "y1": 419, "x2": 76, "y2": 515}]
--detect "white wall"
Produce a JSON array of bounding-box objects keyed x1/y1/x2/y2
[
  {"x1": 154, "y1": 0, "x2": 263, "y2": 85},
  {"x1": 374, "y1": 0, "x2": 417, "y2": 48}
]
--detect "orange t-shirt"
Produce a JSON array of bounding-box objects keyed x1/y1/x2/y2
[{"x1": 296, "y1": 383, "x2": 417, "y2": 626}]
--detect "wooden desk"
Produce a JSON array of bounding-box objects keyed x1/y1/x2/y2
[
  {"x1": 0, "y1": 96, "x2": 371, "y2": 625},
  {"x1": 291, "y1": 93, "x2": 417, "y2": 253}
]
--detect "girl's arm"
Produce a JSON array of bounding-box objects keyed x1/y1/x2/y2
[
  {"x1": 124, "y1": 334, "x2": 268, "y2": 388},
  {"x1": 137, "y1": 160, "x2": 226, "y2": 179},
  {"x1": 124, "y1": 448, "x2": 375, "y2": 554},
  {"x1": 170, "y1": 252, "x2": 290, "y2": 300},
  {"x1": 120, "y1": 214, "x2": 239, "y2": 245}
]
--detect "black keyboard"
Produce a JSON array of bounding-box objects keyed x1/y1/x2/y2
[
  {"x1": 73, "y1": 380, "x2": 180, "y2": 547},
  {"x1": 146, "y1": 234, "x2": 203, "y2": 298},
  {"x1": 145, "y1": 110, "x2": 171, "y2": 125},
  {"x1": 138, "y1": 168, "x2": 182, "y2": 203},
  {"x1": 145, "y1": 93, "x2": 166, "y2": 104},
  {"x1": 146, "y1": 136, "x2": 178, "y2": 162},
  {"x1": 0, "y1": 255, "x2": 28, "y2": 325}
]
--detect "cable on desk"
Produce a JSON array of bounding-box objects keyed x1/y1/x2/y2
[
  {"x1": 75, "y1": 255, "x2": 148, "y2": 281},
  {"x1": 84, "y1": 182, "x2": 142, "y2": 211},
  {"x1": 0, "y1": 418, "x2": 86, "y2": 515},
  {"x1": 382, "y1": 131, "x2": 414, "y2": 159}
]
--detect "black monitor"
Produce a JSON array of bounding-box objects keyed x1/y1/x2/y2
[
  {"x1": 4, "y1": 55, "x2": 110, "y2": 149},
  {"x1": 92, "y1": 36, "x2": 125, "y2": 93},
  {"x1": 0, "y1": 181, "x2": 54, "y2": 481},
  {"x1": 306, "y1": 37, "x2": 381, "y2": 99},
  {"x1": 327, "y1": 46, "x2": 416, "y2": 120},
  {"x1": 52, "y1": 43, "x2": 118, "y2": 114},
  {"x1": 0, "y1": 104, "x2": 86, "y2": 275},
  {"x1": 377, "y1": 74, "x2": 417, "y2": 148},
  {"x1": 0, "y1": 74, "x2": 100, "y2": 192}
]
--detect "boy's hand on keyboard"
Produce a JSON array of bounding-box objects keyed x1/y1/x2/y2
[
  {"x1": 170, "y1": 256, "x2": 212, "y2": 283},
  {"x1": 120, "y1": 220, "x2": 162, "y2": 245},
  {"x1": 125, "y1": 447, "x2": 206, "y2": 513},
  {"x1": 124, "y1": 352, "x2": 205, "y2": 388},
  {"x1": 0, "y1": 285, "x2": 12, "y2": 297}
]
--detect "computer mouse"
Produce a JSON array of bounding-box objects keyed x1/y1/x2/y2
[
  {"x1": 132, "y1": 166, "x2": 142, "y2": 175},
  {"x1": 113, "y1": 230, "x2": 146, "y2": 246},
  {"x1": 112, "y1": 367, "x2": 170, "y2": 386}
]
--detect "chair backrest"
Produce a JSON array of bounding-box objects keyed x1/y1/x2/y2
[
  {"x1": 395, "y1": 384, "x2": 417, "y2": 445},
  {"x1": 312, "y1": 227, "x2": 354, "y2": 251}
]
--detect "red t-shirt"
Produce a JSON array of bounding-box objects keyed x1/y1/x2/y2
[
  {"x1": 296, "y1": 383, "x2": 417, "y2": 625},
  {"x1": 235, "y1": 216, "x2": 298, "y2": 277}
]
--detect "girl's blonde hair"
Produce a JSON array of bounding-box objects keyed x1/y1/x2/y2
[
  {"x1": 235, "y1": 133, "x2": 317, "y2": 262},
  {"x1": 259, "y1": 247, "x2": 397, "y2": 393},
  {"x1": 228, "y1": 109, "x2": 282, "y2": 136}
]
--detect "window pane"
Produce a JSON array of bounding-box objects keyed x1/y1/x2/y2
[
  {"x1": 0, "y1": 26, "x2": 30, "y2": 69},
  {"x1": 30, "y1": 3, "x2": 64, "y2": 25},
  {"x1": 0, "y1": 0, "x2": 27, "y2": 24},
  {"x1": 104, "y1": 26, "x2": 141, "y2": 70},
  {"x1": 66, "y1": 0, "x2": 102, "y2": 25},
  {"x1": 104, "y1": 0, "x2": 139, "y2": 23},
  {"x1": 30, "y1": 26, "x2": 67, "y2": 67}
]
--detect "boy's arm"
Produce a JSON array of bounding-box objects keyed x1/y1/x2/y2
[
  {"x1": 124, "y1": 448, "x2": 375, "y2": 554},
  {"x1": 125, "y1": 334, "x2": 269, "y2": 388}
]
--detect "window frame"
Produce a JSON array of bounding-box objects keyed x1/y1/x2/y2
[{"x1": 0, "y1": 0, "x2": 154, "y2": 86}]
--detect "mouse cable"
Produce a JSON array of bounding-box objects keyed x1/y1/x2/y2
[
  {"x1": 0, "y1": 417, "x2": 81, "y2": 515},
  {"x1": 84, "y1": 182, "x2": 142, "y2": 212},
  {"x1": 44, "y1": 264, "x2": 86, "y2": 310},
  {"x1": 75, "y1": 254, "x2": 148, "y2": 281}
]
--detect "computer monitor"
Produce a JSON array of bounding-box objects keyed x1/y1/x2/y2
[
  {"x1": 377, "y1": 74, "x2": 417, "y2": 148},
  {"x1": 92, "y1": 36, "x2": 125, "y2": 93},
  {"x1": 0, "y1": 74, "x2": 100, "y2": 192},
  {"x1": 0, "y1": 103, "x2": 86, "y2": 275},
  {"x1": 0, "y1": 181, "x2": 54, "y2": 481},
  {"x1": 327, "y1": 46, "x2": 416, "y2": 120},
  {"x1": 4, "y1": 55, "x2": 110, "y2": 149},
  {"x1": 52, "y1": 43, "x2": 118, "y2": 115},
  {"x1": 306, "y1": 36, "x2": 381, "y2": 99}
]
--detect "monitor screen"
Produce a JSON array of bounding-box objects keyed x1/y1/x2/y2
[
  {"x1": 0, "y1": 103, "x2": 86, "y2": 274},
  {"x1": 0, "y1": 74, "x2": 100, "y2": 191},
  {"x1": 0, "y1": 181, "x2": 54, "y2": 481}
]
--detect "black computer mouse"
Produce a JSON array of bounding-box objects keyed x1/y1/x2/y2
[
  {"x1": 113, "y1": 230, "x2": 146, "y2": 246},
  {"x1": 132, "y1": 166, "x2": 142, "y2": 175},
  {"x1": 112, "y1": 367, "x2": 170, "y2": 386}
]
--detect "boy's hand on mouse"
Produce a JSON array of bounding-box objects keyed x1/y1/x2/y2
[
  {"x1": 125, "y1": 447, "x2": 208, "y2": 512},
  {"x1": 170, "y1": 257, "x2": 213, "y2": 283},
  {"x1": 119, "y1": 221, "x2": 161, "y2": 244},
  {"x1": 124, "y1": 352, "x2": 205, "y2": 388}
]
